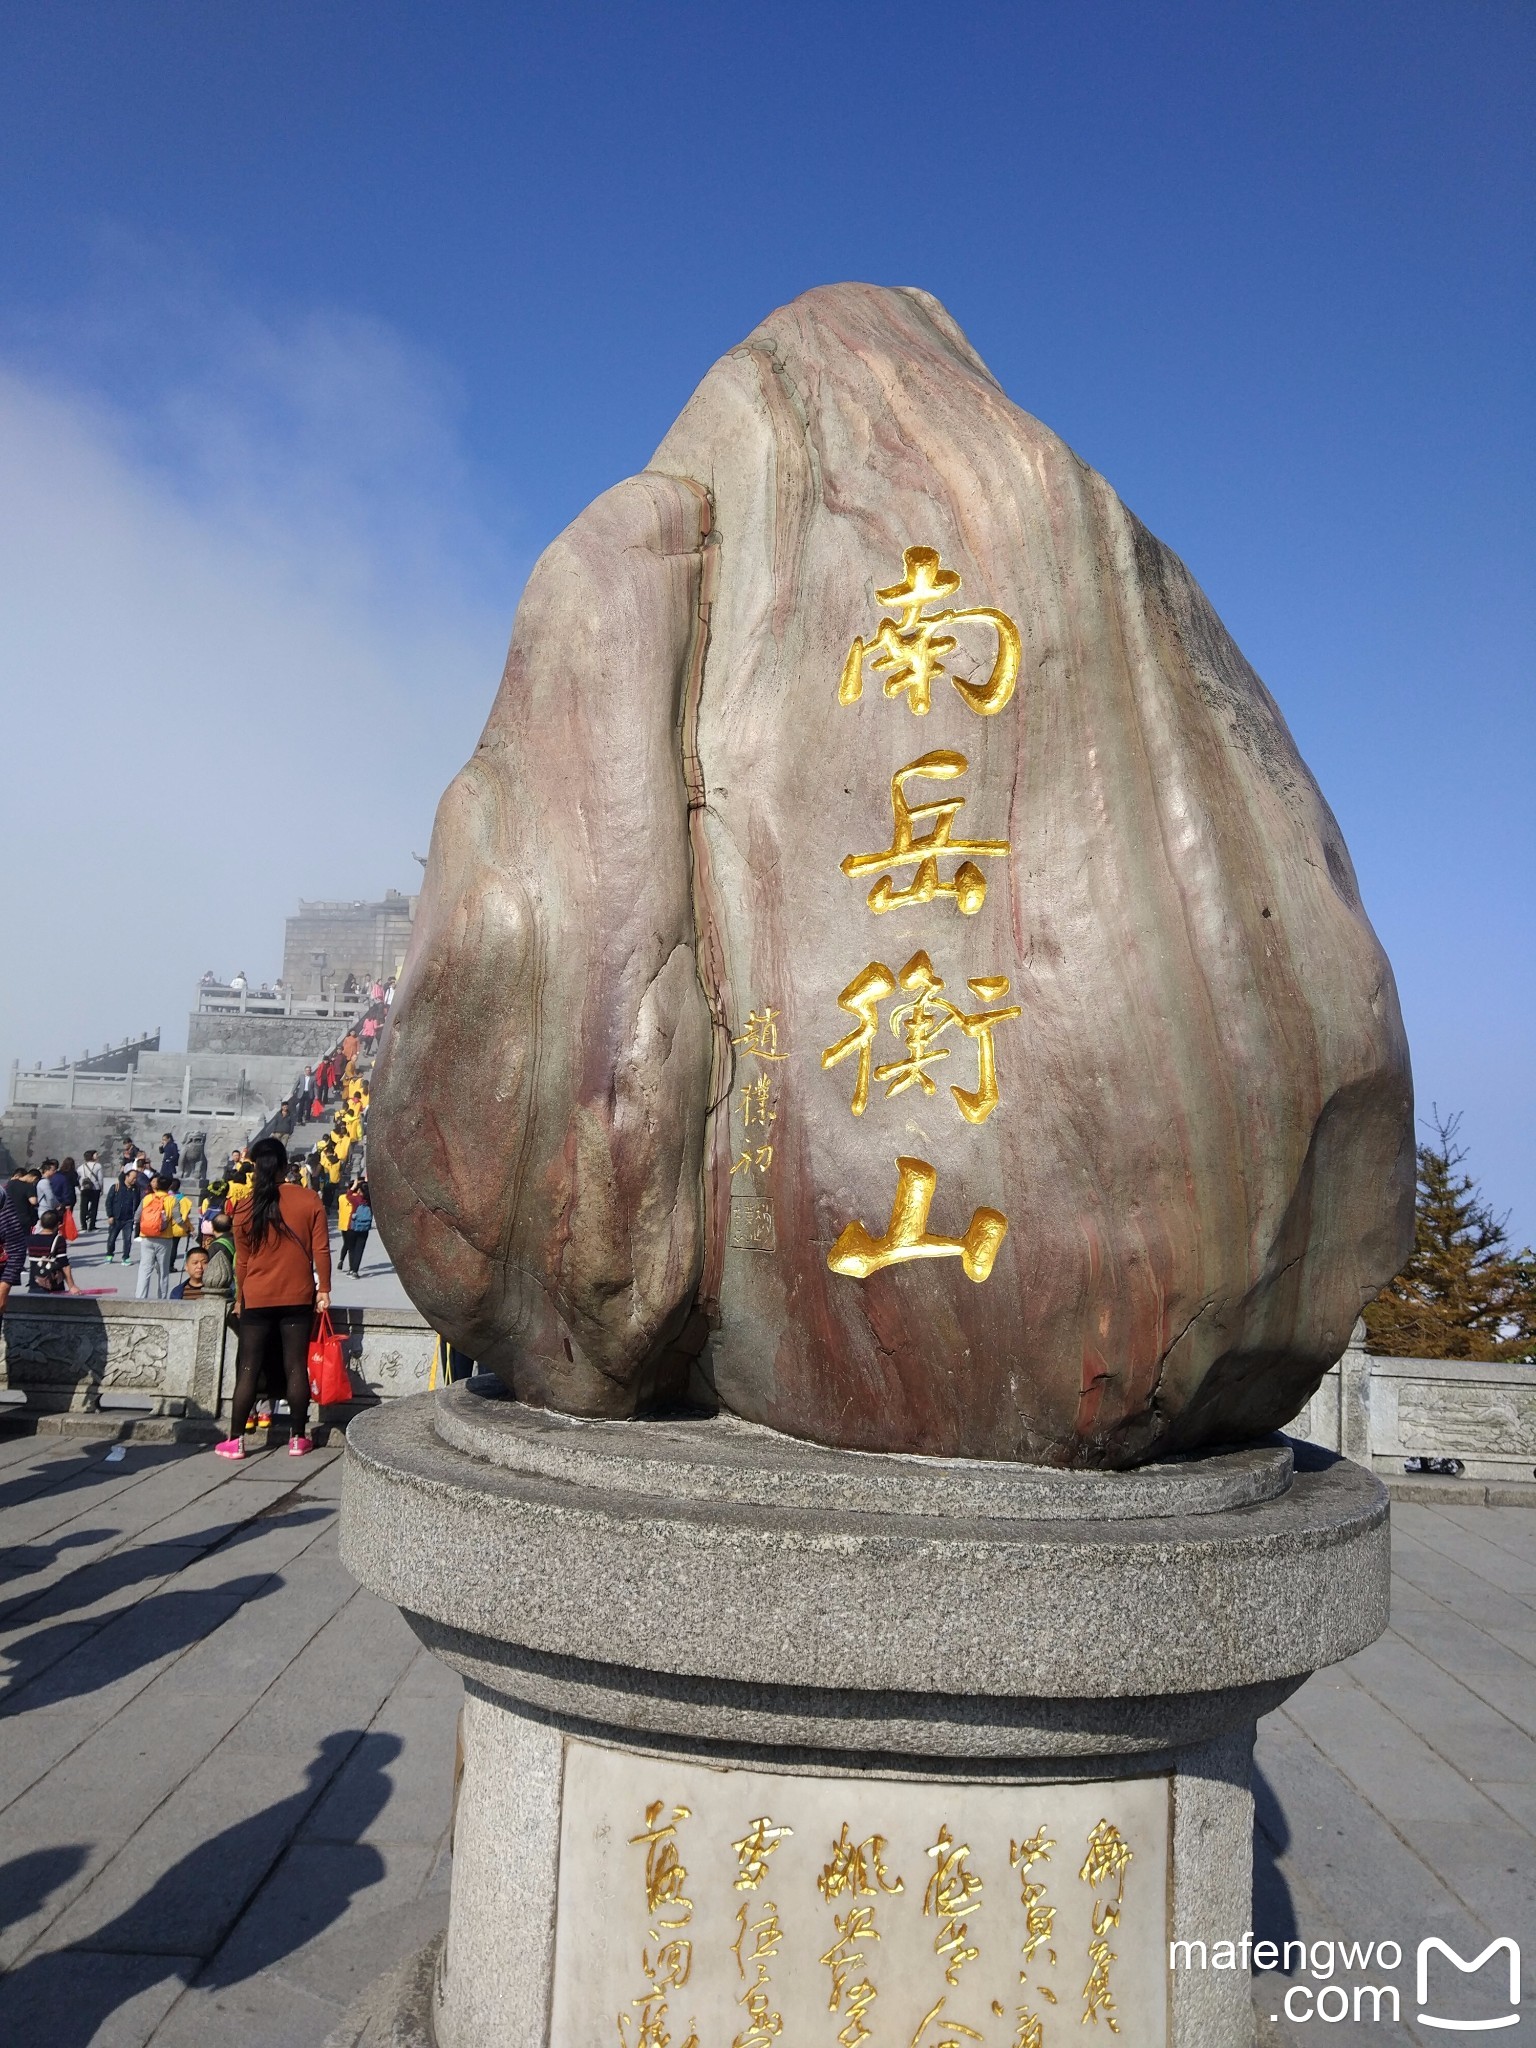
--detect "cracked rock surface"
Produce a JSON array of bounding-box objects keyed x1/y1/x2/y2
[{"x1": 369, "y1": 282, "x2": 1413, "y2": 1466}]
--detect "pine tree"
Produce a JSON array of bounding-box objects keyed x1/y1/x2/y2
[{"x1": 1365, "y1": 1112, "x2": 1536, "y2": 1361}]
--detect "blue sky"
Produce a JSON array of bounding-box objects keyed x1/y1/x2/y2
[{"x1": 2, "y1": 0, "x2": 1531, "y2": 1240}]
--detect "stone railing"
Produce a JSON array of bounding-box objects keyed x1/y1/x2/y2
[
  {"x1": 0, "y1": 1297, "x2": 229, "y2": 1423},
  {"x1": 1290, "y1": 1325, "x2": 1536, "y2": 1483},
  {"x1": 17, "y1": 1032, "x2": 163, "y2": 1078},
  {"x1": 7, "y1": 1064, "x2": 262, "y2": 1117},
  {"x1": 327, "y1": 1305, "x2": 437, "y2": 1404},
  {"x1": 195, "y1": 986, "x2": 367, "y2": 1019},
  {"x1": 6, "y1": 1295, "x2": 1527, "y2": 1478},
  {"x1": 0, "y1": 1295, "x2": 436, "y2": 1434}
]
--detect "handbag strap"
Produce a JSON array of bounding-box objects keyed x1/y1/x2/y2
[{"x1": 312, "y1": 1305, "x2": 335, "y2": 1340}]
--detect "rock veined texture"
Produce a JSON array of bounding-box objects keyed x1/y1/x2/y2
[{"x1": 370, "y1": 284, "x2": 1413, "y2": 1466}]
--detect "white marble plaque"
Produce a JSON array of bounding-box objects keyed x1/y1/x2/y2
[{"x1": 549, "y1": 1740, "x2": 1169, "y2": 2046}]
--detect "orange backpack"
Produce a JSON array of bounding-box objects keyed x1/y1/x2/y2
[{"x1": 139, "y1": 1193, "x2": 170, "y2": 1238}]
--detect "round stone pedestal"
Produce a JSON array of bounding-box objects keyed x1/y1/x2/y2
[{"x1": 340, "y1": 1381, "x2": 1389, "y2": 2048}]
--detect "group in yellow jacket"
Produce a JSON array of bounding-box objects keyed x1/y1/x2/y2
[
  {"x1": 310, "y1": 1076, "x2": 369, "y2": 1196},
  {"x1": 193, "y1": 1069, "x2": 371, "y2": 1255}
]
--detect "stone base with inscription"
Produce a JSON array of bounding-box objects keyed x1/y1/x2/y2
[{"x1": 340, "y1": 1381, "x2": 1390, "y2": 2048}]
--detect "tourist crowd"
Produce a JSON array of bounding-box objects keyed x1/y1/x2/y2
[{"x1": 0, "y1": 993, "x2": 385, "y2": 1310}]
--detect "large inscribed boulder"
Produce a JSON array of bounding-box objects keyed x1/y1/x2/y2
[{"x1": 370, "y1": 283, "x2": 1413, "y2": 1466}]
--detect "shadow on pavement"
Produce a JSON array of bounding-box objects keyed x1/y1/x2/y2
[
  {"x1": 0, "y1": 1506, "x2": 329, "y2": 1642},
  {"x1": 0, "y1": 1527, "x2": 117, "y2": 1594},
  {"x1": 0, "y1": 1573, "x2": 282, "y2": 1710},
  {"x1": 0, "y1": 1845, "x2": 89, "y2": 1938},
  {"x1": 1253, "y1": 1761, "x2": 1301, "y2": 1967},
  {"x1": 0, "y1": 1445, "x2": 184, "y2": 1517},
  {"x1": 0, "y1": 1731, "x2": 399, "y2": 2047}
]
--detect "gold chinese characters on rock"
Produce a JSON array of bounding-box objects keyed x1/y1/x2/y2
[
  {"x1": 559, "y1": 1756, "x2": 1166, "y2": 2047},
  {"x1": 729, "y1": 1005, "x2": 785, "y2": 1255},
  {"x1": 619, "y1": 1800, "x2": 700, "y2": 2048},
  {"x1": 823, "y1": 951, "x2": 1020, "y2": 1125},
  {"x1": 839, "y1": 546, "x2": 1020, "y2": 719},
  {"x1": 1009, "y1": 1825, "x2": 1059, "y2": 2048},
  {"x1": 826, "y1": 549, "x2": 1022, "y2": 1284},
  {"x1": 842, "y1": 754, "x2": 1008, "y2": 919},
  {"x1": 729, "y1": 1814, "x2": 792, "y2": 2048},
  {"x1": 1079, "y1": 1819, "x2": 1135, "y2": 2033},
  {"x1": 610, "y1": 1802, "x2": 1149, "y2": 2047},
  {"x1": 818, "y1": 1822, "x2": 904, "y2": 2048}
]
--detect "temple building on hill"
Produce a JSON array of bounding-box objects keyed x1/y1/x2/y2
[
  {"x1": 0, "y1": 890, "x2": 414, "y2": 1179},
  {"x1": 281, "y1": 891, "x2": 417, "y2": 1001}
]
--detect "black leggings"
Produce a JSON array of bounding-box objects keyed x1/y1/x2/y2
[{"x1": 229, "y1": 1303, "x2": 312, "y2": 1440}]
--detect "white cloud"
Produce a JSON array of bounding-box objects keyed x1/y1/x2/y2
[{"x1": 0, "y1": 297, "x2": 521, "y2": 1079}]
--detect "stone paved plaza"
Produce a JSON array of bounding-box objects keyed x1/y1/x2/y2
[
  {"x1": 0, "y1": 1434, "x2": 454, "y2": 2047},
  {"x1": 0, "y1": 1429, "x2": 1529, "y2": 2046},
  {"x1": 64, "y1": 1228, "x2": 415, "y2": 1314}
]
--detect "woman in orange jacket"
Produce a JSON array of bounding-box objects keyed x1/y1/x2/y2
[{"x1": 215, "y1": 1137, "x2": 330, "y2": 1460}]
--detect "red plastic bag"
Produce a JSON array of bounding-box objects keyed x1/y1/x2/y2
[
  {"x1": 61, "y1": 1208, "x2": 78, "y2": 1242},
  {"x1": 307, "y1": 1309, "x2": 352, "y2": 1406}
]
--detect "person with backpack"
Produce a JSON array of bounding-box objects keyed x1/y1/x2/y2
[
  {"x1": 78, "y1": 1152, "x2": 104, "y2": 1231},
  {"x1": 216, "y1": 1137, "x2": 329, "y2": 1460},
  {"x1": 134, "y1": 1174, "x2": 177, "y2": 1299},
  {"x1": 201, "y1": 1214, "x2": 236, "y2": 1301},
  {"x1": 27, "y1": 1209, "x2": 81, "y2": 1294},
  {"x1": 164, "y1": 1179, "x2": 194, "y2": 1273},
  {"x1": 336, "y1": 1183, "x2": 358, "y2": 1273},
  {"x1": 339, "y1": 1179, "x2": 373, "y2": 1276},
  {"x1": 104, "y1": 1169, "x2": 136, "y2": 1263},
  {"x1": 312, "y1": 1141, "x2": 338, "y2": 1215}
]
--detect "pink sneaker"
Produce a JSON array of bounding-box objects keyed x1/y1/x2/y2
[
  {"x1": 288, "y1": 1435, "x2": 313, "y2": 1457},
  {"x1": 213, "y1": 1438, "x2": 244, "y2": 1460}
]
